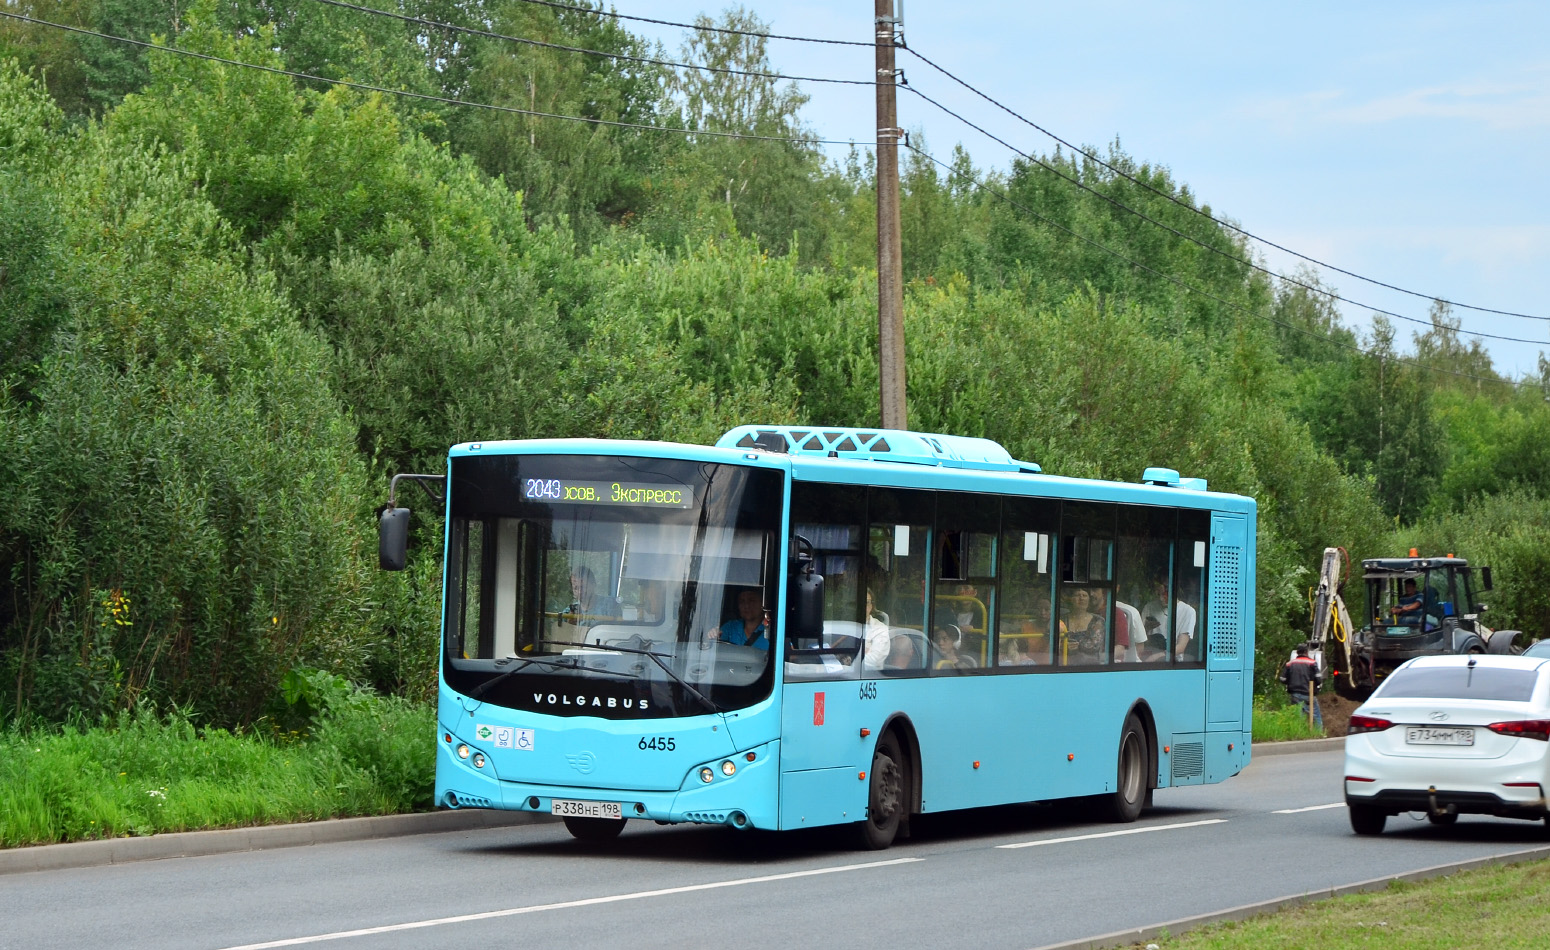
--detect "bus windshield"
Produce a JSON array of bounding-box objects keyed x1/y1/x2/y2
[{"x1": 442, "y1": 453, "x2": 784, "y2": 718}]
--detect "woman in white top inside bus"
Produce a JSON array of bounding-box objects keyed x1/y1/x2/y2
[{"x1": 861, "y1": 585, "x2": 892, "y2": 671}]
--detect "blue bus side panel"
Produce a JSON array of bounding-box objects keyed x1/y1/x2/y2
[
  {"x1": 777, "y1": 669, "x2": 1210, "y2": 826},
  {"x1": 1206, "y1": 735, "x2": 1249, "y2": 783},
  {"x1": 1207, "y1": 672, "x2": 1242, "y2": 727},
  {"x1": 780, "y1": 767, "x2": 865, "y2": 828}
]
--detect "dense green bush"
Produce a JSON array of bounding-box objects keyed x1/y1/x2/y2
[
  {"x1": 0, "y1": 62, "x2": 375, "y2": 725},
  {"x1": 0, "y1": 700, "x2": 433, "y2": 847}
]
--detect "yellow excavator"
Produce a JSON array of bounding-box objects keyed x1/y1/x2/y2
[{"x1": 1308, "y1": 547, "x2": 1518, "y2": 701}]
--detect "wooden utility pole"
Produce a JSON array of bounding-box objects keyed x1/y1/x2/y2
[{"x1": 875, "y1": 0, "x2": 907, "y2": 430}]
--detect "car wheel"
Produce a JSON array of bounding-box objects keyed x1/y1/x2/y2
[
  {"x1": 1349, "y1": 804, "x2": 1386, "y2": 836},
  {"x1": 855, "y1": 732, "x2": 906, "y2": 850},
  {"x1": 563, "y1": 815, "x2": 627, "y2": 840}
]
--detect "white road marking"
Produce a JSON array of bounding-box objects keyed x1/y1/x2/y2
[
  {"x1": 1272, "y1": 802, "x2": 1345, "y2": 814},
  {"x1": 218, "y1": 857, "x2": 924, "y2": 949},
  {"x1": 996, "y1": 817, "x2": 1227, "y2": 849}
]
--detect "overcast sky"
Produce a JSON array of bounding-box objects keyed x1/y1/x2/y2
[{"x1": 624, "y1": 1, "x2": 1550, "y2": 377}]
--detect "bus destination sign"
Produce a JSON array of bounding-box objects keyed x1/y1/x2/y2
[{"x1": 522, "y1": 478, "x2": 694, "y2": 509}]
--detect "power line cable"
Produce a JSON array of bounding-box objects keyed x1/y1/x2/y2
[
  {"x1": 503, "y1": 0, "x2": 871, "y2": 47},
  {"x1": 900, "y1": 44, "x2": 1549, "y2": 323},
  {"x1": 0, "y1": 12, "x2": 871, "y2": 147},
  {"x1": 905, "y1": 144, "x2": 1514, "y2": 388},
  {"x1": 904, "y1": 84, "x2": 1550, "y2": 347},
  {"x1": 305, "y1": 0, "x2": 875, "y2": 87}
]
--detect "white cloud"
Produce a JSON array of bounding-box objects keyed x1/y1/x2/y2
[{"x1": 1240, "y1": 66, "x2": 1550, "y2": 132}]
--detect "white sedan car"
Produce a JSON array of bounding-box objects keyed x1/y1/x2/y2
[{"x1": 1344, "y1": 654, "x2": 1550, "y2": 835}]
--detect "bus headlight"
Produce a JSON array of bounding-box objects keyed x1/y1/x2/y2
[
  {"x1": 721, "y1": 760, "x2": 737, "y2": 777},
  {"x1": 472, "y1": 753, "x2": 486, "y2": 769},
  {"x1": 699, "y1": 767, "x2": 715, "y2": 783},
  {"x1": 456, "y1": 744, "x2": 471, "y2": 759}
]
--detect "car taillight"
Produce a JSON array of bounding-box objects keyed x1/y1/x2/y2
[
  {"x1": 1347, "y1": 715, "x2": 1394, "y2": 735},
  {"x1": 1487, "y1": 720, "x2": 1550, "y2": 741}
]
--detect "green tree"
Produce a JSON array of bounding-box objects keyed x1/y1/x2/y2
[
  {"x1": 638, "y1": 7, "x2": 829, "y2": 259},
  {"x1": 448, "y1": 0, "x2": 670, "y2": 242}
]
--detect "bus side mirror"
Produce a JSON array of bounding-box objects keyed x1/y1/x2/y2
[
  {"x1": 1480, "y1": 566, "x2": 1493, "y2": 592},
  {"x1": 379, "y1": 508, "x2": 410, "y2": 571},
  {"x1": 788, "y1": 534, "x2": 824, "y2": 640},
  {"x1": 791, "y1": 570, "x2": 824, "y2": 639}
]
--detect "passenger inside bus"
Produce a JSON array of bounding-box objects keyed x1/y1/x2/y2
[
  {"x1": 863, "y1": 586, "x2": 892, "y2": 669},
  {"x1": 1000, "y1": 638, "x2": 1036, "y2": 665},
  {"x1": 886, "y1": 632, "x2": 925, "y2": 670},
  {"x1": 1062, "y1": 587, "x2": 1105, "y2": 664},
  {"x1": 565, "y1": 565, "x2": 620, "y2": 623},
  {"x1": 931, "y1": 610, "x2": 976, "y2": 670},
  {"x1": 1030, "y1": 594, "x2": 1063, "y2": 662}
]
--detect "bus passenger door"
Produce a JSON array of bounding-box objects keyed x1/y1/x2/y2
[{"x1": 1205, "y1": 512, "x2": 1251, "y2": 778}]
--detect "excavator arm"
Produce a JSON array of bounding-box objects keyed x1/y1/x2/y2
[{"x1": 1309, "y1": 547, "x2": 1355, "y2": 687}]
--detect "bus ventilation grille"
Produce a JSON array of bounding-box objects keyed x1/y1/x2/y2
[
  {"x1": 1208, "y1": 544, "x2": 1243, "y2": 659},
  {"x1": 684, "y1": 811, "x2": 729, "y2": 824},
  {"x1": 1171, "y1": 743, "x2": 1204, "y2": 780},
  {"x1": 449, "y1": 793, "x2": 492, "y2": 809}
]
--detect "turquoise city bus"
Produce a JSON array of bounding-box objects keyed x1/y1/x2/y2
[{"x1": 378, "y1": 426, "x2": 1256, "y2": 849}]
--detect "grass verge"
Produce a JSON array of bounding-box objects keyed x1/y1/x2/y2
[
  {"x1": 1127, "y1": 854, "x2": 1550, "y2": 949},
  {"x1": 1251, "y1": 701, "x2": 1326, "y2": 742},
  {"x1": 0, "y1": 699, "x2": 434, "y2": 848}
]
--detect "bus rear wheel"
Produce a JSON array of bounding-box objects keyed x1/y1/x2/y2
[
  {"x1": 856, "y1": 732, "x2": 906, "y2": 850},
  {"x1": 563, "y1": 815, "x2": 627, "y2": 841},
  {"x1": 1101, "y1": 714, "x2": 1147, "y2": 823}
]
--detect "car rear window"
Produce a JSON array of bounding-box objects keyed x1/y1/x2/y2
[{"x1": 1377, "y1": 665, "x2": 1540, "y2": 702}]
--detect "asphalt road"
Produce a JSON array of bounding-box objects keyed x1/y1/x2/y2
[{"x1": 5, "y1": 749, "x2": 1548, "y2": 950}]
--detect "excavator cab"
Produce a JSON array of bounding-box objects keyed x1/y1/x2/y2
[
  {"x1": 1315, "y1": 550, "x2": 1513, "y2": 701},
  {"x1": 1367, "y1": 566, "x2": 1460, "y2": 633}
]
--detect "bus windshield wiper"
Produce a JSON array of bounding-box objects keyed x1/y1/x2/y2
[
  {"x1": 465, "y1": 653, "x2": 628, "y2": 701},
  {"x1": 580, "y1": 642, "x2": 721, "y2": 714}
]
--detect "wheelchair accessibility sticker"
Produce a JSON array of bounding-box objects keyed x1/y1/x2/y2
[{"x1": 475, "y1": 725, "x2": 534, "y2": 750}]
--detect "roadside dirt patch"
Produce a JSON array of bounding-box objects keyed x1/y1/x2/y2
[{"x1": 1317, "y1": 692, "x2": 1358, "y2": 737}]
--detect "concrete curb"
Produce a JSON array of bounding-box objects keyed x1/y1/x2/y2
[
  {"x1": 0, "y1": 809, "x2": 552, "y2": 876},
  {"x1": 1251, "y1": 736, "x2": 1344, "y2": 757},
  {"x1": 1029, "y1": 844, "x2": 1550, "y2": 950}
]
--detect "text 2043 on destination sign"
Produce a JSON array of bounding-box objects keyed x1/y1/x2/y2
[{"x1": 522, "y1": 479, "x2": 695, "y2": 509}]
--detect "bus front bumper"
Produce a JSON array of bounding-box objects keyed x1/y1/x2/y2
[{"x1": 437, "y1": 738, "x2": 779, "y2": 830}]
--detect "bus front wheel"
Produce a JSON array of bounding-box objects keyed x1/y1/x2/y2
[
  {"x1": 856, "y1": 732, "x2": 906, "y2": 850},
  {"x1": 563, "y1": 815, "x2": 627, "y2": 841},
  {"x1": 1101, "y1": 714, "x2": 1147, "y2": 823}
]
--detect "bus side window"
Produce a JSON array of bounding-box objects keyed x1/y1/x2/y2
[
  {"x1": 999, "y1": 497, "x2": 1058, "y2": 666},
  {"x1": 870, "y1": 487, "x2": 934, "y2": 674},
  {"x1": 1175, "y1": 510, "x2": 1208, "y2": 661},
  {"x1": 789, "y1": 482, "x2": 865, "y2": 679},
  {"x1": 1116, "y1": 506, "x2": 1174, "y2": 664},
  {"x1": 933, "y1": 492, "x2": 998, "y2": 670},
  {"x1": 1059, "y1": 502, "x2": 1115, "y2": 666}
]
